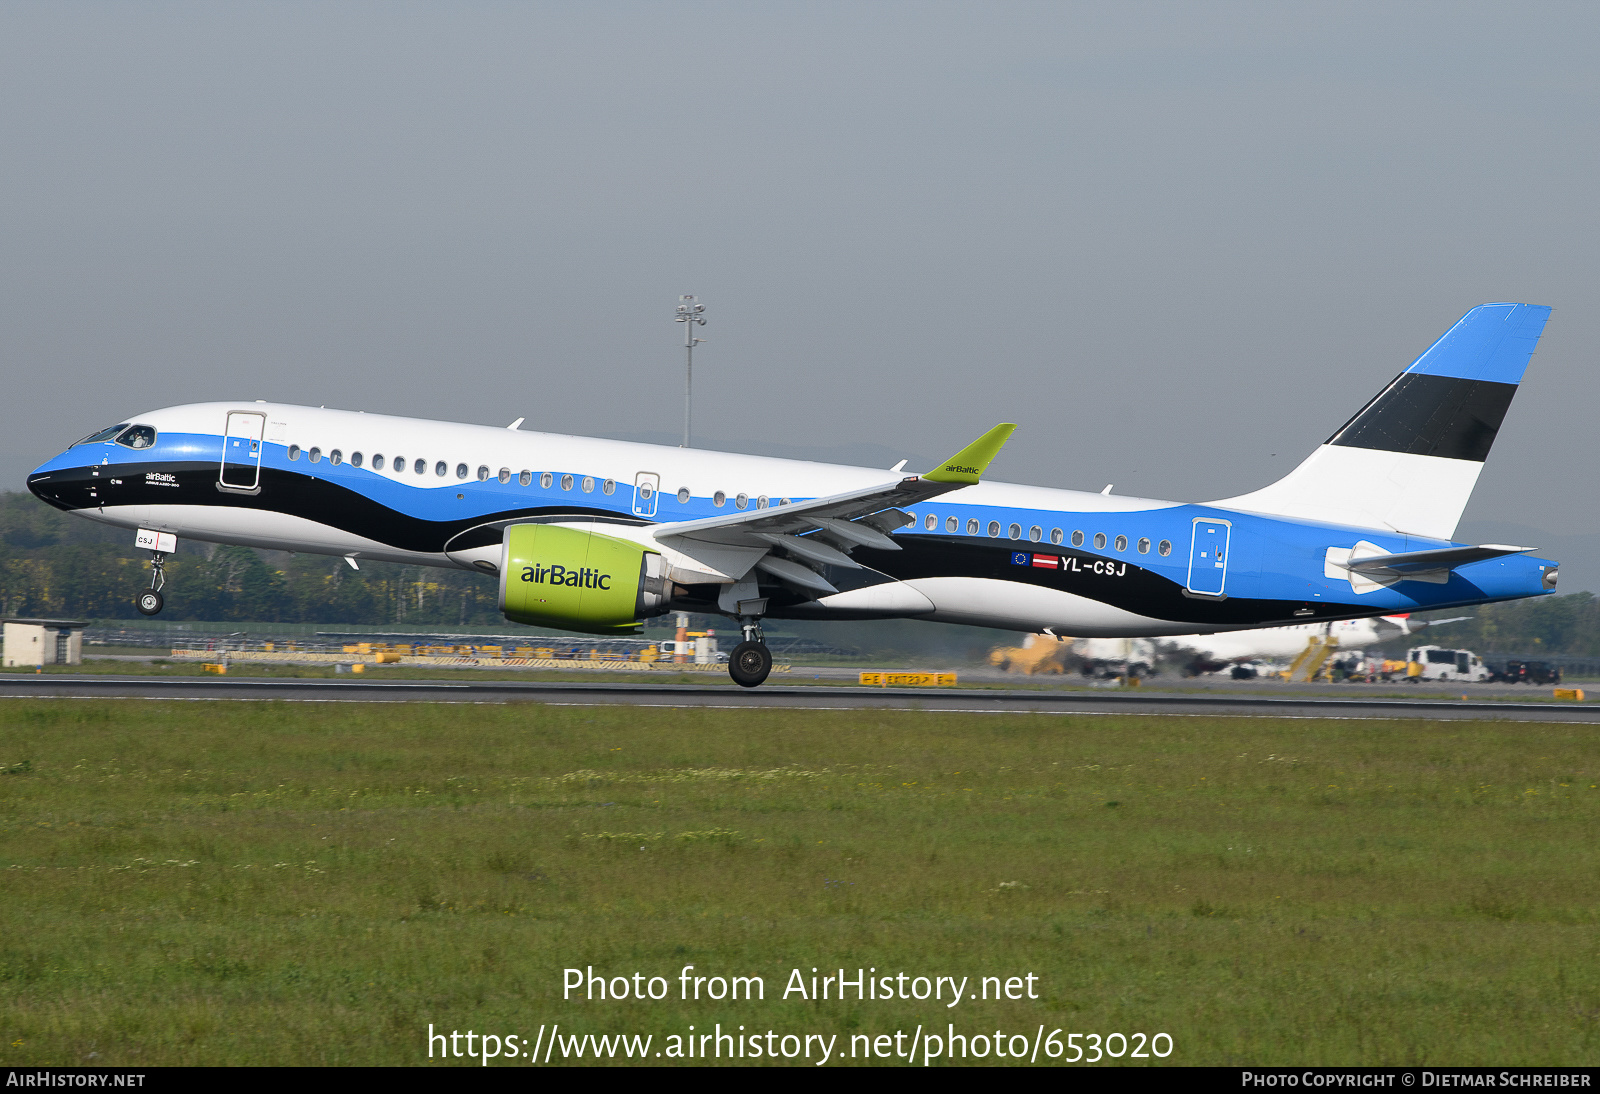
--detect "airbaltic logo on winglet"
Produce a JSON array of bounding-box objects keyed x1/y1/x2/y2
[
  {"x1": 521, "y1": 565, "x2": 612, "y2": 590},
  {"x1": 943, "y1": 464, "x2": 980, "y2": 476}
]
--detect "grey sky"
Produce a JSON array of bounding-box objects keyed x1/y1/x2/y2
[{"x1": 3, "y1": 2, "x2": 1596, "y2": 582}]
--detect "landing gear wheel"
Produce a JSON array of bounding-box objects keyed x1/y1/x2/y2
[
  {"x1": 136, "y1": 589, "x2": 164, "y2": 616},
  {"x1": 728, "y1": 640, "x2": 772, "y2": 688}
]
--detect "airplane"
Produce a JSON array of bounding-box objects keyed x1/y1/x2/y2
[
  {"x1": 26, "y1": 302, "x2": 1558, "y2": 688},
  {"x1": 1143, "y1": 614, "x2": 1467, "y2": 667},
  {"x1": 1050, "y1": 614, "x2": 1450, "y2": 676}
]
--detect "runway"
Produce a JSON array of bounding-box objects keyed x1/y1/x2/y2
[{"x1": 3, "y1": 674, "x2": 1598, "y2": 721}]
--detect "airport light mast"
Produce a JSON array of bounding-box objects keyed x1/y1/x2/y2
[{"x1": 675, "y1": 295, "x2": 706, "y2": 447}]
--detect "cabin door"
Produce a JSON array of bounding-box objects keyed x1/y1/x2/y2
[{"x1": 219, "y1": 411, "x2": 266, "y2": 493}]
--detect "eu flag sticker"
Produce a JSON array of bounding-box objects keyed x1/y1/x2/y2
[{"x1": 1011, "y1": 552, "x2": 1029, "y2": 566}]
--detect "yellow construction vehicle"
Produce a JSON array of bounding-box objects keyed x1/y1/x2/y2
[{"x1": 988, "y1": 634, "x2": 1075, "y2": 675}]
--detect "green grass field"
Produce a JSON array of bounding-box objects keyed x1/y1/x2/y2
[{"x1": 0, "y1": 699, "x2": 1595, "y2": 1067}]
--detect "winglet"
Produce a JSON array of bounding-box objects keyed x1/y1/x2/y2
[{"x1": 922, "y1": 423, "x2": 1017, "y2": 484}]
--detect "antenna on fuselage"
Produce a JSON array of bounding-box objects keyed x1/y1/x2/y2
[{"x1": 675, "y1": 295, "x2": 706, "y2": 447}]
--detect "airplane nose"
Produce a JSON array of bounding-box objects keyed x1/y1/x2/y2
[
  {"x1": 28, "y1": 470, "x2": 70, "y2": 510},
  {"x1": 27, "y1": 451, "x2": 94, "y2": 512}
]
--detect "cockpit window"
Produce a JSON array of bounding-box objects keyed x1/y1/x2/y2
[
  {"x1": 115, "y1": 425, "x2": 157, "y2": 450},
  {"x1": 73, "y1": 424, "x2": 129, "y2": 447}
]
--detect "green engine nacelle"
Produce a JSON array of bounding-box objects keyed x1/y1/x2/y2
[{"x1": 499, "y1": 523, "x2": 670, "y2": 635}]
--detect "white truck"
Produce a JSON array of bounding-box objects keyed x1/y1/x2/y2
[{"x1": 1405, "y1": 645, "x2": 1490, "y2": 683}]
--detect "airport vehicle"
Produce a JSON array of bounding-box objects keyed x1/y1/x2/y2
[
  {"x1": 988, "y1": 634, "x2": 1155, "y2": 678},
  {"x1": 1490, "y1": 659, "x2": 1563, "y2": 685},
  {"x1": 1074, "y1": 636, "x2": 1156, "y2": 679},
  {"x1": 27, "y1": 303, "x2": 1560, "y2": 687},
  {"x1": 1405, "y1": 645, "x2": 1491, "y2": 682}
]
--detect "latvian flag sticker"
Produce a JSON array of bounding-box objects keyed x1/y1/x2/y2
[{"x1": 1031, "y1": 554, "x2": 1060, "y2": 569}]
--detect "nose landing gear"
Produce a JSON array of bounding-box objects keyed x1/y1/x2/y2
[
  {"x1": 728, "y1": 615, "x2": 772, "y2": 688},
  {"x1": 136, "y1": 551, "x2": 167, "y2": 615}
]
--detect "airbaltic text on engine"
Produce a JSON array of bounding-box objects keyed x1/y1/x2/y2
[{"x1": 521, "y1": 564, "x2": 612, "y2": 590}]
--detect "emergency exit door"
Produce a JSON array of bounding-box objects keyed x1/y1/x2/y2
[
  {"x1": 1186, "y1": 518, "x2": 1232, "y2": 597},
  {"x1": 632, "y1": 471, "x2": 660, "y2": 518}
]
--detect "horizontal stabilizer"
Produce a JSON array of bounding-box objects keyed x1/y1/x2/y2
[
  {"x1": 1347, "y1": 543, "x2": 1535, "y2": 577},
  {"x1": 1412, "y1": 615, "x2": 1474, "y2": 630},
  {"x1": 1326, "y1": 540, "x2": 1534, "y2": 592}
]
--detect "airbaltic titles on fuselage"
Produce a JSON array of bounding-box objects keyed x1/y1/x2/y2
[{"x1": 520, "y1": 564, "x2": 613, "y2": 591}]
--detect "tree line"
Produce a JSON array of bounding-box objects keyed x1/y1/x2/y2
[
  {"x1": 0, "y1": 492, "x2": 503, "y2": 625},
  {"x1": 1, "y1": 490, "x2": 1596, "y2": 653},
  {"x1": 1409, "y1": 591, "x2": 1600, "y2": 659}
]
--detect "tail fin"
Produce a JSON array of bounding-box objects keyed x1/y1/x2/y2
[{"x1": 1214, "y1": 303, "x2": 1551, "y2": 540}]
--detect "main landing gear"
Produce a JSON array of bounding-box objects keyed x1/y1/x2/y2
[
  {"x1": 728, "y1": 615, "x2": 772, "y2": 688},
  {"x1": 137, "y1": 551, "x2": 167, "y2": 616}
]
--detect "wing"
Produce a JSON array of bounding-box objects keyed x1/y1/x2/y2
[{"x1": 650, "y1": 423, "x2": 1016, "y2": 592}]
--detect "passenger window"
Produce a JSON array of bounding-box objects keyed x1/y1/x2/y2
[
  {"x1": 1114, "y1": 535, "x2": 1127, "y2": 552},
  {"x1": 736, "y1": 493, "x2": 749, "y2": 510},
  {"x1": 582, "y1": 476, "x2": 594, "y2": 493},
  {"x1": 561, "y1": 474, "x2": 573, "y2": 490},
  {"x1": 714, "y1": 491, "x2": 726, "y2": 508},
  {"x1": 435, "y1": 461, "x2": 448, "y2": 477},
  {"x1": 497, "y1": 467, "x2": 509, "y2": 483},
  {"x1": 351, "y1": 452, "x2": 363, "y2": 468},
  {"x1": 1029, "y1": 525, "x2": 1042, "y2": 542},
  {"x1": 757, "y1": 496, "x2": 769, "y2": 509},
  {"x1": 1008, "y1": 523, "x2": 1021, "y2": 540},
  {"x1": 677, "y1": 487, "x2": 690, "y2": 504},
  {"x1": 540, "y1": 473, "x2": 553, "y2": 489},
  {"x1": 309, "y1": 447, "x2": 322, "y2": 464},
  {"x1": 392, "y1": 455, "x2": 403, "y2": 471},
  {"x1": 330, "y1": 449, "x2": 343, "y2": 465},
  {"x1": 519, "y1": 470, "x2": 532, "y2": 486},
  {"x1": 414, "y1": 459, "x2": 426, "y2": 474},
  {"x1": 372, "y1": 454, "x2": 384, "y2": 470},
  {"x1": 1158, "y1": 539, "x2": 1172, "y2": 556},
  {"x1": 288, "y1": 445, "x2": 301, "y2": 461},
  {"x1": 116, "y1": 425, "x2": 157, "y2": 449},
  {"x1": 987, "y1": 520, "x2": 1000, "y2": 537},
  {"x1": 455, "y1": 463, "x2": 468, "y2": 479},
  {"x1": 477, "y1": 465, "x2": 489, "y2": 481},
  {"x1": 602, "y1": 479, "x2": 616, "y2": 495},
  {"x1": 925, "y1": 514, "x2": 937, "y2": 530},
  {"x1": 780, "y1": 498, "x2": 791, "y2": 506},
  {"x1": 1137, "y1": 537, "x2": 1150, "y2": 554},
  {"x1": 1050, "y1": 528, "x2": 1063, "y2": 545},
  {"x1": 1071, "y1": 530, "x2": 1084, "y2": 547},
  {"x1": 967, "y1": 518, "x2": 979, "y2": 535},
  {"x1": 1093, "y1": 533, "x2": 1106, "y2": 549},
  {"x1": 946, "y1": 516, "x2": 958, "y2": 532}
]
